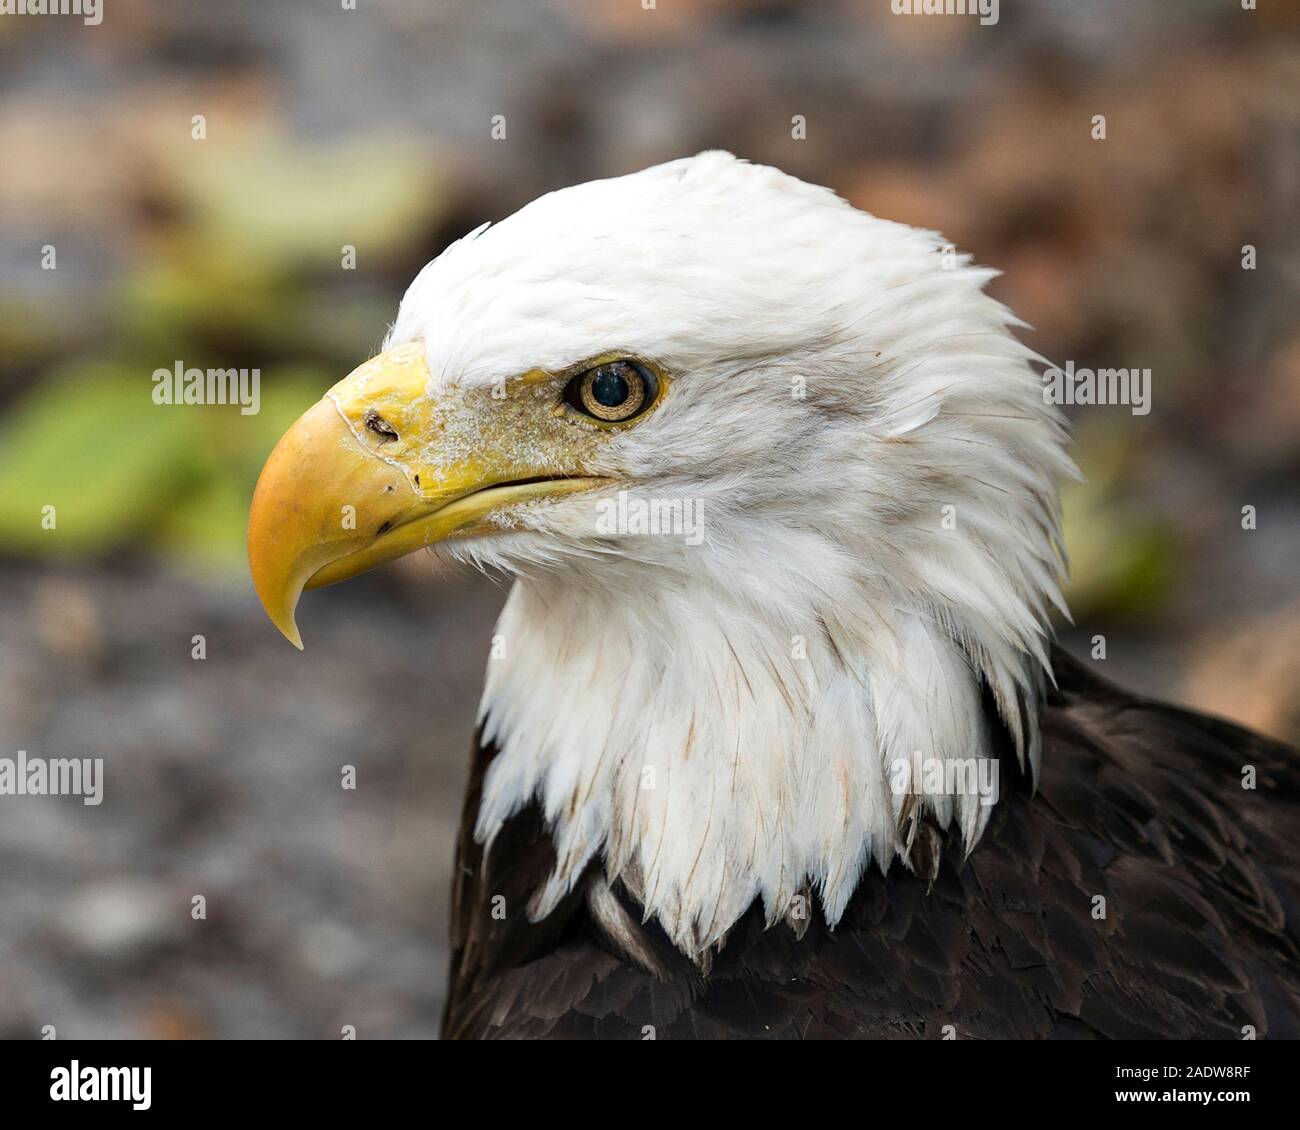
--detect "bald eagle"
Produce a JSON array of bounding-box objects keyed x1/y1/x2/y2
[{"x1": 248, "y1": 152, "x2": 1299, "y2": 1040}]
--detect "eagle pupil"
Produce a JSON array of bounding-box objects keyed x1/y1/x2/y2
[{"x1": 591, "y1": 367, "x2": 629, "y2": 408}]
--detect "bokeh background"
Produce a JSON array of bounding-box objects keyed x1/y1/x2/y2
[{"x1": 1, "y1": 0, "x2": 1297, "y2": 1038}]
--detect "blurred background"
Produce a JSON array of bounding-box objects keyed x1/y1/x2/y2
[{"x1": 0, "y1": 0, "x2": 1297, "y2": 1038}]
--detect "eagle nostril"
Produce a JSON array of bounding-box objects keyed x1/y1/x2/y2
[{"x1": 364, "y1": 410, "x2": 399, "y2": 441}]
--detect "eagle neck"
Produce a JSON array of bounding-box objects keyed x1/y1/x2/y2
[{"x1": 473, "y1": 564, "x2": 1033, "y2": 958}]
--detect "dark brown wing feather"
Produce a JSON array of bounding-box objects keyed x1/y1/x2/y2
[{"x1": 442, "y1": 645, "x2": 1300, "y2": 1039}]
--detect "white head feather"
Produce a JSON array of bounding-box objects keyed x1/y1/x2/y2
[{"x1": 385, "y1": 152, "x2": 1075, "y2": 957}]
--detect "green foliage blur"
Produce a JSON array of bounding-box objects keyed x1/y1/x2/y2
[{"x1": 0, "y1": 132, "x2": 441, "y2": 569}]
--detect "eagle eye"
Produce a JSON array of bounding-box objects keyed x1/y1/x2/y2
[{"x1": 564, "y1": 361, "x2": 654, "y2": 423}]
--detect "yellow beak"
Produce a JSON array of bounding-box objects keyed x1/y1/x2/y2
[{"x1": 247, "y1": 343, "x2": 603, "y2": 648}]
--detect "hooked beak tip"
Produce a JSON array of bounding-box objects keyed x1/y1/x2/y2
[{"x1": 281, "y1": 619, "x2": 305, "y2": 652}]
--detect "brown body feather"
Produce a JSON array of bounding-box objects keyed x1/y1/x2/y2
[{"x1": 443, "y1": 646, "x2": 1300, "y2": 1039}]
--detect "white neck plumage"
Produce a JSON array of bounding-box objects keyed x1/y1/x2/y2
[{"x1": 473, "y1": 528, "x2": 1048, "y2": 959}]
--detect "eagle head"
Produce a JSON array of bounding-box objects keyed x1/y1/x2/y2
[{"x1": 249, "y1": 151, "x2": 1074, "y2": 955}]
